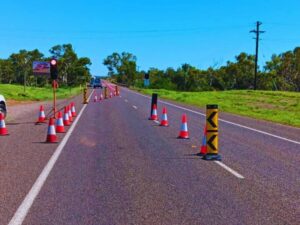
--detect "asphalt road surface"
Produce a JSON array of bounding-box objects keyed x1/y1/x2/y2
[{"x1": 1, "y1": 86, "x2": 300, "y2": 225}]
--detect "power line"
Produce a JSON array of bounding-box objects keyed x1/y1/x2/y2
[{"x1": 250, "y1": 21, "x2": 265, "y2": 90}]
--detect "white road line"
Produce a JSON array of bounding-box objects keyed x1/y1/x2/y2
[
  {"x1": 125, "y1": 99, "x2": 128, "y2": 103},
  {"x1": 132, "y1": 105, "x2": 138, "y2": 109},
  {"x1": 154, "y1": 120, "x2": 160, "y2": 124},
  {"x1": 214, "y1": 161, "x2": 245, "y2": 179},
  {"x1": 8, "y1": 91, "x2": 94, "y2": 225},
  {"x1": 125, "y1": 89, "x2": 300, "y2": 145}
]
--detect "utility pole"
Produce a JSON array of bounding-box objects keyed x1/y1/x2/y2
[{"x1": 250, "y1": 21, "x2": 265, "y2": 90}]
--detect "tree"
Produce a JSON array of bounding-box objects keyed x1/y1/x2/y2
[
  {"x1": 103, "y1": 52, "x2": 137, "y2": 85},
  {"x1": 49, "y1": 44, "x2": 92, "y2": 86},
  {"x1": 265, "y1": 47, "x2": 300, "y2": 91},
  {"x1": 0, "y1": 59, "x2": 14, "y2": 83}
]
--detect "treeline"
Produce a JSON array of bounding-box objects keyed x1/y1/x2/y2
[
  {"x1": 104, "y1": 48, "x2": 300, "y2": 91},
  {"x1": 0, "y1": 44, "x2": 91, "y2": 87}
]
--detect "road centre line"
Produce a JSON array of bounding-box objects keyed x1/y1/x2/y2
[
  {"x1": 8, "y1": 90, "x2": 94, "y2": 225},
  {"x1": 126, "y1": 89, "x2": 300, "y2": 145},
  {"x1": 125, "y1": 99, "x2": 128, "y2": 103},
  {"x1": 133, "y1": 105, "x2": 138, "y2": 109}
]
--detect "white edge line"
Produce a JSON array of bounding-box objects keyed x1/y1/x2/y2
[
  {"x1": 124, "y1": 99, "x2": 128, "y2": 103},
  {"x1": 125, "y1": 89, "x2": 300, "y2": 145},
  {"x1": 154, "y1": 120, "x2": 160, "y2": 124},
  {"x1": 132, "y1": 105, "x2": 138, "y2": 109},
  {"x1": 8, "y1": 90, "x2": 94, "y2": 225},
  {"x1": 214, "y1": 161, "x2": 245, "y2": 179}
]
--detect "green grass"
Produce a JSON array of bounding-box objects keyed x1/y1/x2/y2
[
  {"x1": 0, "y1": 84, "x2": 82, "y2": 101},
  {"x1": 135, "y1": 88, "x2": 300, "y2": 127}
]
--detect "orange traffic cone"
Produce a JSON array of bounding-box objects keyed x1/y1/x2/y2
[
  {"x1": 99, "y1": 94, "x2": 102, "y2": 101},
  {"x1": 198, "y1": 125, "x2": 207, "y2": 156},
  {"x1": 63, "y1": 107, "x2": 70, "y2": 126},
  {"x1": 178, "y1": 114, "x2": 189, "y2": 139},
  {"x1": 160, "y1": 107, "x2": 169, "y2": 126},
  {"x1": 56, "y1": 111, "x2": 65, "y2": 133},
  {"x1": 109, "y1": 92, "x2": 113, "y2": 98},
  {"x1": 46, "y1": 118, "x2": 57, "y2": 143},
  {"x1": 0, "y1": 113, "x2": 9, "y2": 136},
  {"x1": 68, "y1": 105, "x2": 73, "y2": 122},
  {"x1": 37, "y1": 105, "x2": 46, "y2": 123},
  {"x1": 94, "y1": 95, "x2": 98, "y2": 102},
  {"x1": 71, "y1": 102, "x2": 76, "y2": 117},
  {"x1": 149, "y1": 104, "x2": 158, "y2": 121}
]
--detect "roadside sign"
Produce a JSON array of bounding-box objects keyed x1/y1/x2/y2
[
  {"x1": 32, "y1": 61, "x2": 50, "y2": 75},
  {"x1": 203, "y1": 104, "x2": 221, "y2": 161},
  {"x1": 144, "y1": 79, "x2": 150, "y2": 87},
  {"x1": 144, "y1": 73, "x2": 150, "y2": 87}
]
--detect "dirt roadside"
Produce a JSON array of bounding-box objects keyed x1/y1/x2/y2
[{"x1": 5, "y1": 90, "x2": 92, "y2": 122}]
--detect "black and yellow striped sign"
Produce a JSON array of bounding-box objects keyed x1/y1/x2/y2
[
  {"x1": 104, "y1": 87, "x2": 108, "y2": 99},
  {"x1": 204, "y1": 104, "x2": 221, "y2": 161},
  {"x1": 115, "y1": 86, "x2": 120, "y2": 96},
  {"x1": 83, "y1": 87, "x2": 88, "y2": 104}
]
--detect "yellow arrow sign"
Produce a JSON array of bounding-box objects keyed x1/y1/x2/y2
[
  {"x1": 207, "y1": 134, "x2": 218, "y2": 153},
  {"x1": 207, "y1": 111, "x2": 217, "y2": 128},
  {"x1": 206, "y1": 104, "x2": 220, "y2": 157}
]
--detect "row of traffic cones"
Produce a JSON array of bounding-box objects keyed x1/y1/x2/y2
[
  {"x1": 149, "y1": 104, "x2": 207, "y2": 155},
  {"x1": 149, "y1": 104, "x2": 189, "y2": 138},
  {"x1": 46, "y1": 102, "x2": 77, "y2": 143},
  {"x1": 93, "y1": 86, "x2": 120, "y2": 102},
  {"x1": 37, "y1": 102, "x2": 76, "y2": 124},
  {"x1": 93, "y1": 91, "x2": 118, "y2": 102},
  {"x1": 0, "y1": 102, "x2": 78, "y2": 142},
  {"x1": 94, "y1": 94, "x2": 105, "y2": 102},
  {"x1": 149, "y1": 104, "x2": 169, "y2": 127}
]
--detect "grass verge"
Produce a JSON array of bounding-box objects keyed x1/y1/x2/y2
[
  {"x1": 0, "y1": 84, "x2": 82, "y2": 101},
  {"x1": 135, "y1": 88, "x2": 300, "y2": 127}
]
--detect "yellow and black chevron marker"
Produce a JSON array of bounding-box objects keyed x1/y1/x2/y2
[
  {"x1": 83, "y1": 87, "x2": 88, "y2": 104},
  {"x1": 115, "y1": 86, "x2": 120, "y2": 96},
  {"x1": 203, "y1": 104, "x2": 221, "y2": 161},
  {"x1": 104, "y1": 87, "x2": 108, "y2": 99}
]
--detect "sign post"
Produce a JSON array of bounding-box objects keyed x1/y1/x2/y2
[
  {"x1": 203, "y1": 104, "x2": 221, "y2": 161},
  {"x1": 144, "y1": 73, "x2": 150, "y2": 87},
  {"x1": 52, "y1": 80, "x2": 58, "y2": 118},
  {"x1": 149, "y1": 93, "x2": 158, "y2": 119},
  {"x1": 50, "y1": 59, "x2": 58, "y2": 118}
]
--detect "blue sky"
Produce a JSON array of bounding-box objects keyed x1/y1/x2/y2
[{"x1": 0, "y1": 0, "x2": 300, "y2": 75}]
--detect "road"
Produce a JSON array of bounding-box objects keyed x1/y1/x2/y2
[{"x1": 1, "y1": 86, "x2": 300, "y2": 225}]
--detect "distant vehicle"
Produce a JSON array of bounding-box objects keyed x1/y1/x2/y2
[
  {"x1": 90, "y1": 76, "x2": 102, "y2": 88},
  {"x1": 0, "y1": 95, "x2": 7, "y2": 118}
]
